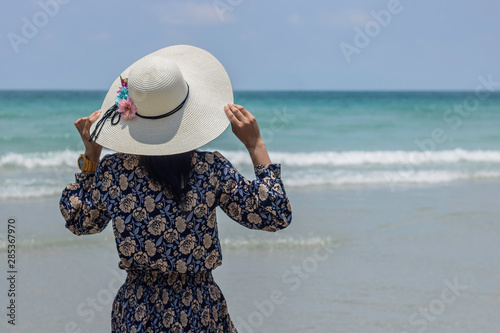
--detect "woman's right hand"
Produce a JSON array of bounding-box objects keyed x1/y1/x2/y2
[
  {"x1": 75, "y1": 110, "x2": 103, "y2": 162},
  {"x1": 224, "y1": 104, "x2": 262, "y2": 149},
  {"x1": 224, "y1": 104, "x2": 271, "y2": 165}
]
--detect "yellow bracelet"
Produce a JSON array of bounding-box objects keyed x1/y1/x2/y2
[{"x1": 78, "y1": 154, "x2": 99, "y2": 173}]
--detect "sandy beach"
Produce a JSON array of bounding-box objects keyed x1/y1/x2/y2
[{"x1": 1, "y1": 179, "x2": 499, "y2": 332}]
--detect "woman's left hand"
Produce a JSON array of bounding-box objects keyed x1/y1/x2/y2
[{"x1": 75, "y1": 110, "x2": 102, "y2": 162}]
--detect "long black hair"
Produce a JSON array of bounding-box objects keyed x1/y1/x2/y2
[{"x1": 138, "y1": 151, "x2": 195, "y2": 200}]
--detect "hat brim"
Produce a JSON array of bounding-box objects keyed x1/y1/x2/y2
[{"x1": 89, "y1": 45, "x2": 233, "y2": 156}]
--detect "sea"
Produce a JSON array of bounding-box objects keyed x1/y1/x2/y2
[{"x1": 1, "y1": 91, "x2": 499, "y2": 332}]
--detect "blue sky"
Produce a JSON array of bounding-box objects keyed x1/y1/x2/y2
[{"x1": 1, "y1": 0, "x2": 499, "y2": 90}]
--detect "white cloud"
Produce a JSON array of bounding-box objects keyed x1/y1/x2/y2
[
  {"x1": 150, "y1": 1, "x2": 233, "y2": 26},
  {"x1": 316, "y1": 9, "x2": 371, "y2": 28}
]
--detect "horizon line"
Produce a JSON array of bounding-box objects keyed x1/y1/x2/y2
[{"x1": 0, "y1": 88, "x2": 496, "y2": 93}]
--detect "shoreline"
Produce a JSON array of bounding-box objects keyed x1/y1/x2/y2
[{"x1": 3, "y1": 175, "x2": 500, "y2": 201}]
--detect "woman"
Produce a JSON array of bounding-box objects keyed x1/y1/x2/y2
[{"x1": 59, "y1": 45, "x2": 292, "y2": 332}]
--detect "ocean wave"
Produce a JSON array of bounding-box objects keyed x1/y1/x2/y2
[
  {"x1": 0, "y1": 178, "x2": 64, "y2": 199},
  {"x1": 2, "y1": 149, "x2": 500, "y2": 199},
  {"x1": 0, "y1": 149, "x2": 116, "y2": 170},
  {"x1": 0, "y1": 234, "x2": 342, "y2": 250},
  {"x1": 220, "y1": 235, "x2": 341, "y2": 249},
  {"x1": 0, "y1": 186, "x2": 63, "y2": 199},
  {"x1": 2, "y1": 170, "x2": 500, "y2": 199},
  {"x1": 285, "y1": 170, "x2": 500, "y2": 188},
  {"x1": 222, "y1": 149, "x2": 500, "y2": 167},
  {"x1": 3, "y1": 148, "x2": 500, "y2": 170}
]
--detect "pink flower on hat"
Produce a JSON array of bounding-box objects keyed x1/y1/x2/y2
[
  {"x1": 117, "y1": 97, "x2": 137, "y2": 120},
  {"x1": 120, "y1": 76, "x2": 128, "y2": 88}
]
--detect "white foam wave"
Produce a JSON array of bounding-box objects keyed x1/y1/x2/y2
[
  {"x1": 3, "y1": 148, "x2": 500, "y2": 170},
  {"x1": 0, "y1": 149, "x2": 115, "y2": 169},
  {"x1": 222, "y1": 149, "x2": 500, "y2": 167},
  {"x1": 1, "y1": 169, "x2": 495, "y2": 199},
  {"x1": 0, "y1": 235, "x2": 341, "y2": 250},
  {"x1": 2, "y1": 149, "x2": 500, "y2": 199},
  {"x1": 0, "y1": 178, "x2": 64, "y2": 199},
  {"x1": 220, "y1": 236, "x2": 341, "y2": 249},
  {"x1": 285, "y1": 170, "x2": 500, "y2": 188},
  {"x1": 0, "y1": 186, "x2": 63, "y2": 199},
  {"x1": 0, "y1": 150, "x2": 75, "y2": 169}
]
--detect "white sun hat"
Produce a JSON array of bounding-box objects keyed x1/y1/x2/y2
[{"x1": 89, "y1": 45, "x2": 233, "y2": 156}]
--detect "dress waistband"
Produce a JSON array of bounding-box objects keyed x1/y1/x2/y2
[{"x1": 125, "y1": 269, "x2": 213, "y2": 287}]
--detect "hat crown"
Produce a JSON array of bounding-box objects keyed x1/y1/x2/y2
[{"x1": 128, "y1": 56, "x2": 188, "y2": 118}]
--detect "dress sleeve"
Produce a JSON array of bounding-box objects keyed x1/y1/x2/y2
[
  {"x1": 214, "y1": 151, "x2": 292, "y2": 232},
  {"x1": 59, "y1": 156, "x2": 112, "y2": 236}
]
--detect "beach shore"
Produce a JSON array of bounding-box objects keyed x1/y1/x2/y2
[{"x1": 1, "y1": 180, "x2": 499, "y2": 332}]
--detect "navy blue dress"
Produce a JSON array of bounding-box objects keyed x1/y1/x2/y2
[{"x1": 59, "y1": 151, "x2": 292, "y2": 332}]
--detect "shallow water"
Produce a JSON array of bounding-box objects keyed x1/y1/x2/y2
[{"x1": 2, "y1": 91, "x2": 500, "y2": 199}]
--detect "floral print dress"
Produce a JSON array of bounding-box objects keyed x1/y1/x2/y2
[{"x1": 59, "y1": 151, "x2": 292, "y2": 332}]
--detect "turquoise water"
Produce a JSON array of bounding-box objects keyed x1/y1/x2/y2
[
  {"x1": 2, "y1": 90, "x2": 500, "y2": 153},
  {"x1": 1, "y1": 90, "x2": 500, "y2": 198}
]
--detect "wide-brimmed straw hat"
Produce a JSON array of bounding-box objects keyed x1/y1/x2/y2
[{"x1": 89, "y1": 45, "x2": 233, "y2": 156}]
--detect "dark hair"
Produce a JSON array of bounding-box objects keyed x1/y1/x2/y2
[{"x1": 138, "y1": 151, "x2": 195, "y2": 200}]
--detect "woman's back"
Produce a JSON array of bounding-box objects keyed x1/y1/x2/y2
[{"x1": 60, "y1": 150, "x2": 291, "y2": 274}]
